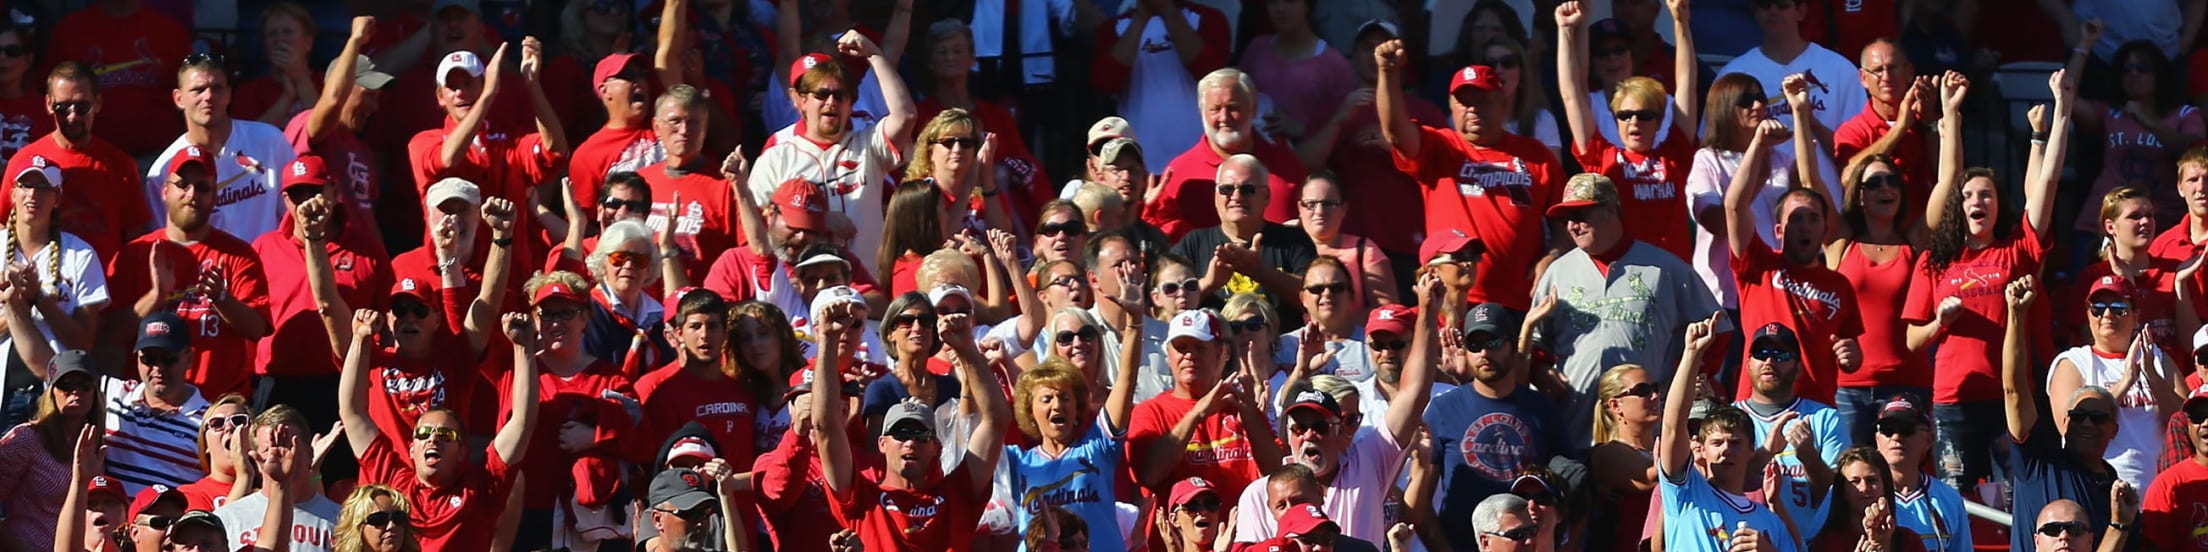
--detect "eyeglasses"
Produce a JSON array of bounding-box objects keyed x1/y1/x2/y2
[
  {"x1": 138, "y1": 351, "x2": 180, "y2": 367},
  {"x1": 805, "y1": 88, "x2": 851, "y2": 101},
  {"x1": 536, "y1": 307, "x2": 583, "y2": 322},
  {"x1": 886, "y1": 424, "x2": 938, "y2": 443},
  {"x1": 391, "y1": 301, "x2": 433, "y2": 320},
  {"x1": 1486, "y1": 54, "x2": 1522, "y2": 69},
  {"x1": 1038, "y1": 222, "x2": 1088, "y2": 238},
  {"x1": 1614, "y1": 109, "x2": 1662, "y2": 122},
  {"x1": 1860, "y1": 173, "x2": 1902, "y2": 191},
  {"x1": 1047, "y1": 275, "x2": 1084, "y2": 289},
  {"x1": 1216, "y1": 183, "x2": 1259, "y2": 197},
  {"x1": 601, "y1": 198, "x2": 651, "y2": 213},
  {"x1": 1464, "y1": 334, "x2": 1510, "y2": 354},
  {"x1": 0, "y1": 44, "x2": 27, "y2": 59},
  {"x1": 932, "y1": 136, "x2": 980, "y2": 150},
  {"x1": 1298, "y1": 199, "x2": 1343, "y2": 211},
  {"x1": 2089, "y1": 301, "x2": 2132, "y2": 318},
  {"x1": 1876, "y1": 420, "x2": 1919, "y2": 438},
  {"x1": 1515, "y1": 491, "x2": 1557, "y2": 505},
  {"x1": 49, "y1": 100, "x2": 91, "y2": 115},
  {"x1": 1055, "y1": 327, "x2": 1101, "y2": 346},
  {"x1": 1176, "y1": 496, "x2": 1221, "y2": 512},
  {"x1": 363, "y1": 510, "x2": 411, "y2": 529},
  {"x1": 2035, "y1": 521, "x2": 2087, "y2": 538},
  {"x1": 892, "y1": 313, "x2": 938, "y2": 329},
  {"x1": 606, "y1": 250, "x2": 649, "y2": 268},
  {"x1": 285, "y1": 185, "x2": 324, "y2": 204},
  {"x1": 203, "y1": 414, "x2": 250, "y2": 432},
  {"x1": 412, "y1": 426, "x2": 461, "y2": 443},
  {"x1": 1617, "y1": 382, "x2": 1662, "y2": 399},
  {"x1": 136, "y1": 514, "x2": 176, "y2": 531},
  {"x1": 1482, "y1": 526, "x2": 1539, "y2": 542},
  {"x1": 1229, "y1": 317, "x2": 1268, "y2": 334},
  {"x1": 2067, "y1": 408, "x2": 2114, "y2": 425},
  {"x1": 169, "y1": 177, "x2": 214, "y2": 192},
  {"x1": 1369, "y1": 339, "x2": 1408, "y2": 352},
  {"x1": 1750, "y1": 347, "x2": 1796, "y2": 362},
  {"x1": 1157, "y1": 278, "x2": 1200, "y2": 295},
  {"x1": 1303, "y1": 282, "x2": 1349, "y2": 296}
]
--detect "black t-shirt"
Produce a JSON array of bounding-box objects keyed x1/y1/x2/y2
[{"x1": 1169, "y1": 223, "x2": 1318, "y2": 324}]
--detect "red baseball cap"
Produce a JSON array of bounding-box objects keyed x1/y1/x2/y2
[
  {"x1": 531, "y1": 281, "x2": 586, "y2": 307},
  {"x1": 785, "y1": 366, "x2": 864, "y2": 401},
  {"x1": 1276, "y1": 503, "x2": 1339, "y2": 538},
  {"x1": 1418, "y1": 228, "x2": 1484, "y2": 266},
  {"x1": 1449, "y1": 64, "x2": 1502, "y2": 95},
  {"x1": 593, "y1": 52, "x2": 646, "y2": 89},
  {"x1": 128, "y1": 485, "x2": 187, "y2": 519},
  {"x1": 2086, "y1": 275, "x2": 2136, "y2": 302},
  {"x1": 789, "y1": 53, "x2": 834, "y2": 88},
  {"x1": 86, "y1": 475, "x2": 126, "y2": 504},
  {"x1": 391, "y1": 277, "x2": 434, "y2": 305},
  {"x1": 166, "y1": 145, "x2": 217, "y2": 178},
  {"x1": 665, "y1": 436, "x2": 718, "y2": 466},
  {"x1": 284, "y1": 155, "x2": 332, "y2": 189},
  {"x1": 1365, "y1": 304, "x2": 1415, "y2": 338},
  {"x1": 1169, "y1": 477, "x2": 1220, "y2": 508},
  {"x1": 772, "y1": 179, "x2": 829, "y2": 232}
]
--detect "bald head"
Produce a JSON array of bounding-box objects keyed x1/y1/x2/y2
[
  {"x1": 2032, "y1": 499, "x2": 2093, "y2": 552},
  {"x1": 2036, "y1": 499, "x2": 2085, "y2": 526}
]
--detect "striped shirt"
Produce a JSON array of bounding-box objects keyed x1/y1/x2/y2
[{"x1": 102, "y1": 377, "x2": 208, "y2": 493}]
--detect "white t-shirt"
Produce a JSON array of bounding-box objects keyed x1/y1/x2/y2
[
  {"x1": 747, "y1": 123, "x2": 902, "y2": 277},
  {"x1": 144, "y1": 121, "x2": 296, "y2": 242},
  {"x1": 1112, "y1": 10, "x2": 1216, "y2": 174},
  {"x1": 1230, "y1": 426, "x2": 1408, "y2": 544},
  {"x1": 970, "y1": 0, "x2": 1080, "y2": 84},
  {"x1": 2049, "y1": 345, "x2": 2170, "y2": 491},
  {"x1": 1504, "y1": 108, "x2": 1564, "y2": 154},
  {"x1": 213, "y1": 492, "x2": 342, "y2": 552},
  {"x1": 1716, "y1": 43, "x2": 1857, "y2": 189},
  {"x1": 0, "y1": 230, "x2": 106, "y2": 390}
]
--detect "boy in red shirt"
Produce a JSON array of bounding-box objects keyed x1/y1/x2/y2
[
  {"x1": 638, "y1": 86, "x2": 741, "y2": 285},
  {"x1": 636, "y1": 288, "x2": 760, "y2": 465},
  {"x1": 16, "y1": 61, "x2": 151, "y2": 266}
]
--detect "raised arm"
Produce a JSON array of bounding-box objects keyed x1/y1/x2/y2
[
  {"x1": 1669, "y1": 0, "x2": 1699, "y2": 125},
  {"x1": 1386, "y1": 273, "x2": 1443, "y2": 445},
  {"x1": 656, "y1": 0, "x2": 688, "y2": 87},
  {"x1": 338, "y1": 309, "x2": 382, "y2": 456},
  {"x1": 1103, "y1": 264, "x2": 1146, "y2": 433},
  {"x1": 941, "y1": 312, "x2": 1008, "y2": 498},
  {"x1": 250, "y1": 424, "x2": 301, "y2": 552},
  {"x1": 493, "y1": 313, "x2": 540, "y2": 464},
  {"x1": 1660, "y1": 312, "x2": 1722, "y2": 479},
  {"x1": 292, "y1": 197, "x2": 354, "y2": 357},
  {"x1": 54, "y1": 424, "x2": 96, "y2": 552},
  {"x1": 517, "y1": 37, "x2": 568, "y2": 157},
  {"x1": 1726, "y1": 119, "x2": 1788, "y2": 258},
  {"x1": 1374, "y1": 39, "x2": 1423, "y2": 159},
  {"x1": 2002, "y1": 275, "x2": 2038, "y2": 441},
  {"x1": 2028, "y1": 69, "x2": 2074, "y2": 240},
  {"x1": 813, "y1": 302, "x2": 862, "y2": 495},
  {"x1": 1, "y1": 266, "x2": 53, "y2": 372},
  {"x1": 1923, "y1": 71, "x2": 1969, "y2": 234},
  {"x1": 307, "y1": 17, "x2": 374, "y2": 144},
  {"x1": 988, "y1": 229, "x2": 1044, "y2": 346},
  {"x1": 464, "y1": 198, "x2": 518, "y2": 355},
  {"x1": 1554, "y1": 2, "x2": 1598, "y2": 154},
  {"x1": 1784, "y1": 74, "x2": 1837, "y2": 211},
  {"x1": 843, "y1": 32, "x2": 916, "y2": 152},
  {"x1": 723, "y1": 149, "x2": 770, "y2": 258},
  {"x1": 441, "y1": 43, "x2": 509, "y2": 171}
]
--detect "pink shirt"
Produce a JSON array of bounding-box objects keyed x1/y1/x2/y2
[
  {"x1": 1229, "y1": 427, "x2": 1407, "y2": 544},
  {"x1": 1314, "y1": 233, "x2": 1392, "y2": 316},
  {"x1": 1239, "y1": 35, "x2": 1357, "y2": 138}
]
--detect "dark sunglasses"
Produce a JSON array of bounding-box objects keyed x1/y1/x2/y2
[
  {"x1": 183, "y1": 52, "x2": 224, "y2": 66},
  {"x1": 1046, "y1": 275, "x2": 1084, "y2": 289},
  {"x1": 1303, "y1": 283, "x2": 1349, "y2": 296},
  {"x1": 2068, "y1": 408, "x2": 2115, "y2": 425},
  {"x1": 1176, "y1": 496, "x2": 1222, "y2": 512},
  {"x1": 1486, "y1": 54, "x2": 1522, "y2": 69},
  {"x1": 1054, "y1": 326, "x2": 1101, "y2": 346},
  {"x1": 887, "y1": 424, "x2": 937, "y2": 443},
  {"x1": 1618, "y1": 382, "x2": 1662, "y2": 399},
  {"x1": 1860, "y1": 173, "x2": 1902, "y2": 191},
  {"x1": 1216, "y1": 183, "x2": 1259, "y2": 197},
  {"x1": 1369, "y1": 339, "x2": 1408, "y2": 352},
  {"x1": 606, "y1": 250, "x2": 649, "y2": 267},
  {"x1": 805, "y1": 88, "x2": 851, "y2": 101},
  {"x1": 655, "y1": 505, "x2": 715, "y2": 522},
  {"x1": 1736, "y1": 93, "x2": 1766, "y2": 109},
  {"x1": 412, "y1": 426, "x2": 461, "y2": 443},
  {"x1": 49, "y1": 100, "x2": 90, "y2": 115},
  {"x1": 1751, "y1": 347, "x2": 1796, "y2": 363},
  {"x1": 1298, "y1": 199, "x2": 1343, "y2": 211},
  {"x1": 203, "y1": 414, "x2": 250, "y2": 432},
  {"x1": 2089, "y1": 301, "x2": 2132, "y2": 318},
  {"x1": 1288, "y1": 418, "x2": 1334, "y2": 435},
  {"x1": 932, "y1": 136, "x2": 980, "y2": 150},
  {"x1": 50, "y1": 376, "x2": 92, "y2": 394},
  {"x1": 601, "y1": 198, "x2": 651, "y2": 213},
  {"x1": 2035, "y1": 521, "x2": 2087, "y2": 538},
  {"x1": 892, "y1": 313, "x2": 938, "y2": 329},
  {"x1": 2196, "y1": 351, "x2": 2208, "y2": 367},
  {"x1": 169, "y1": 177, "x2": 215, "y2": 192},
  {"x1": 1876, "y1": 420, "x2": 1918, "y2": 438},
  {"x1": 1038, "y1": 222, "x2": 1088, "y2": 238},
  {"x1": 0, "y1": 44, "x2": 27, "y2": 59},
  {"x1": 1463, "y1": 333, "x2": 1510, "y2": 354},
  {"x1": 2186, "y1": 408, "x2": 2208, "y2": 426},
  {"x1": 536, "y1": 307, "x2": 583, "y2": 322},
  {"x1": 1514, "y1": 490, "x2": 1557, "y2": 505},
  {"x1": 138, "y1": 351, "x2": 180, "y2": 367},
  {"x1": 391, "y1": 300, "x2": 434, "y2": 320},
  {"x1": 285, "y1": 185, "x2": 324, "y2": 204},
  {"x1": 1614, "y1": 109, "x2": 1662, "y2": 122},
  {"x1": 363, "y1": 510, "x2": 411, "y2": 528},
  {"x1": 1157, "y1": 278, "x2": 1201, "y2": 295},
  {"x1": 1229, "y1": 317, "x2": 1268, "y2": 333},
  {"x1": 1482, "y1": 526, "x2": 1539, "y2": 542}
]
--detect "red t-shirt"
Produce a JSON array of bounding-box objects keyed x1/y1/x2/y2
[
  {"x1": 1730, "y1": 245, "x2": 1865, "y2": 403},
  {"x1": 14, "y1": 135, "x2": 149, "y2": 265},
  {"x1": 1151, "y1": 135, "x2": 1309, "y2": 241},
  {"x1": 1834, "y1": 244, "x2": 1929, "y2": 389},
  {"x1": 1901, "y1": 227, "x2": 2045, "y2": 403},
  {"x1": 357, "y1": 437, "x2": 514, "y2": 551},
  {"x1": 229, "y1": 73, "x2": 322, "y2": 125},
  {"x1": 406, "y1": 118, "x2": 560, "y2": 254},
  {"x1": 640, "y1": 163, "x2": 742, "y2": 284},
  {"x1": 1573, "y1": 130, "x2": 1696, "y2": 261},
  {"x1": 0, "y1": 94, "x2": 54, "y2": 164},
  {"x1": 1125, "y1": 391, "x2": 1265, "y2": 503},
  {"x1": 636, "y1": 364, "x2": 761, "y2": 464},
  {"x1": 108, "y1": 230, "x2": 271, "y2": 398},
  {"x1": 1831, "y1": 102, "x2": 1934, "y2": 210},
  {"x1": 283, "y1": 111, "x2": 379, "y2": 214},
  {"x1": 499, "y1": 359, "x2": 636, "y2": 509},
  {"x1": 365, "y1": 339, "x2": 487, "y2": 450},
  {"x1": 700, "y1": 242, "x2": 884, "y2": 303},
  {"x1": 567, "y1": 125, "x2": 657, "y2": 212},
  {"x1": 1799, "y1": 0, "x2": 1898, "y2": 65},
  {"x1": 754, "y1": 428, "x2": 841, "y2": 551},
  {"x1": 1389, "y1": 126, "x2": 1563, "y2": 310},
  {"x1": 45, "y1": 6, "x2": 190, "y2": 155},
  {"x1": 830, "y1": 463, "x2": 984, "y2": 552},
  {"x1": 174, "y1": 475, "x2": 236, "y2": 511},
  {"x1": 251, "y1": 213, "x2": 391, "y2": 377},
  {"x1": 2150, "y1": 223, "x2": 2208, "y2": 322},
  {"x1": 1329, "y1": 95, "x2": 1448, "y2": 255},
  {"x1": 2142, "y1": 457, "x2": 2208, "y2": 552}
]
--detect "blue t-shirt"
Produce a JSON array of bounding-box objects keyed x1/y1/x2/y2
[
  {"x1": 1424, "y1": 386, "x2": 1563, "y2": 550},
  {"x1": 1005, "y1": 417, "x2": 1126, "y2": 552},
  {"x1": 1660, "y1": 466, "x2": 1800, "y2": 552},
  {"x1": 2008, "y1": 413, "x2": 2117, "y2": 552},
  {"x1": 862, "y1": 371, "x2": 963, "y2": 419},
  {"x1": 1891, "y1": 476, "x2": 1974, "y2": 552},
  {"x1": 1736, "y1": 398, "x2": 1850, "y2": 539}
]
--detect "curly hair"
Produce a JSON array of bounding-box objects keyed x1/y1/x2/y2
[
  {"x1": 904, "y1": 108, "x2": 982, "y2": 182},
  {"x1": 334, "y1": 484, "x2": 421, "y2": 552},
  {"x1": 729, "y1": 301, "x2": 805, "y2": 390},
  {"x1": 1014, "y1": 358, "x2": 1091, "y2": 440},
  {"x1": 1925, "y1": 167, "x2": 2016, "y2": 273}
]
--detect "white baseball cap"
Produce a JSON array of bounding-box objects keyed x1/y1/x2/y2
[
  {"x1": 1166, "y1": 310, "x2": 1224, "y2": 343},
  {"x1": 423, "y1": 177, "x2": 482, "y2": 210},
  {"x1": 436, "y1": 50, "x2": 486, "y2": 83},
  {"x1": 12, "y1": 155, "x2": 59, "y2": 190},
  {"x1": 927, "y1": 284, "x2": 973, "y2": 309}
]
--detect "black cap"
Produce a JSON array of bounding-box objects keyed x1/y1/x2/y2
[
  {"x1": 169, "y1": 510, "x2": 225, "y2": 534},
  {"x1": 1749, "y1": 323, "x2": 1799, "y2": 355},
  {"x1": 1463, "y1": 303, "x2": 1520, "y2": 339},
  {"x1": 1590, "y1": 18, "x2": 1631, "y2": 46},
  {"x1": 47, "y1": 350, "x2": 92, "y2": 385},
  {"x1": 648, "y1": 468, "x2": 717, "y2": 511},
  {"x1": 137, "y1": 311, "x2": 191, "y2": 352}
]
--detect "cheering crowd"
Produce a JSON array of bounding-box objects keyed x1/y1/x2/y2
[{"x1": 9, "y1": 0, "x2": 2208, "y2": 551}]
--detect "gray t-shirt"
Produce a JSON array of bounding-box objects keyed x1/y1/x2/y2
[
  {"x1": 1531, "y1": 241, "x2": 1727, "y2": 451},
  {"x1": 213, "y1": 492, "x2": 342, "y2": 552}
]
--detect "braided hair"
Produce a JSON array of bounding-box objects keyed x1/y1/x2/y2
[{"x1": 3, "y1": 203, "x2": 63, "y2": 297}]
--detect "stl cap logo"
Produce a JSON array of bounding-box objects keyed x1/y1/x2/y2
[
  {"x1": 185, "y1": 146, "x2": 200, "y2": 157},
  {"x1": 449, "y1": 53, "x2": 465, "y2": 64},
  {"x1": 401, "y1": 278, "x2": 417, "y2": 291},
  {"x1": 449, "y1": 496, "x2": 463, "y2": 508},
  {"x1": 1188, "y1": 477, "x2": 1210, "y2": 488},
  {"x1": 91, "y1": 476, "x2": 107, "y2": 485},
  {"x1": 29, "y1": 155, "x2": 45, "y2": 168},
  {"x1": 1303, "y1": 504, "x2": 1323, "y2": 517},
  {"x1": 1462, "y1": 67, "x2": 1478, "y2": 80},
  {"x1": 291, "y1": 161, "x2": 307, "y2": 176},
  {"x1": 2102, "y1": 276, "x2": 2117, "y2": 286},
  {"x1": 145, "y1": 321, "x2": 171, "y2": 336},
  {"x1": 801, "y1": 56, "x2": 819, "y2": 69},
  {"x1": 681, "y1": 471, "x2": 706, "y2": 488}
]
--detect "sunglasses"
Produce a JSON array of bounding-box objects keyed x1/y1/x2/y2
[
  {"x1": 1177, "y1": 496, "x2": 1221, "y2": 512},
  {"x1": 1860, "y1": 173, "x2": 1902, "y2": 191},
  {"x1": 536, "y1": 307, "x2": 583, "y2": 322},
  {"x1": 1751, "y1": 347, "x2": 1796, "y2": 362},
  {"x1": 1303, "y1": 283, "x2": 1349, "y2": 296},
  {"x1": 183, "y1": 52, "x2": 224, "y2": 66},
  {"x1": 2089, "y1": 301, "x2": 2132, "y2": 317},
  {"x1": 1736, "y1": 93, "x2": 1766, "y2": 109},
  {"x1": 169, "y1": 177, "x2": 214, "y2": 192},
  {"x1": 50, "y1": 376, "x2": 92, "y2": 394},
  {"x1": 2036, "y1": 521, "x2": 2087, "y2": 538},
  {"x1": 887, "y1": 424, "x2": 938, "y2": 443},
  {"x1": 606, "y1": 250, "x2": 649, "y2": 268},
  {"x1": 1038, "y1": 222, "x2": 1087, "y2": 238},
  {"x1": 2186, "y1": 408, "x2": 2208, "y2": 425},
  {"x1": 1614, "y1": 109, "x2": 1662, "y2": 123},
  {"x1": 1229, "y1": 318, "x2": 1268, "y2": 334},
  {"x1": 1876, "y1": 420, "x2": 1918, "y2": 438},
  {"x1": 49, "y1": 100, "x2": 91, "y2": 115},
  {"x1": 203, "y1": 413, "x2": 250, "y2": 432},
  {"x1": 1055, "y1": 327, "x2": 1101, "y2": 346},
  {"x1": 1486, "y1": 54, "x2": 1523, "y2": 69},
  {"x1": 285, "y1": 185, "x2": 324, "y2": 204},
  {"x1": 932, "y1": 136, "x2": 980, "y2": 150},
  {"x1": 412, "y1": 426, "x2": 461, "y2": 443},
  {"x1": 391, "y1": 301, "x2": 433, "y2": 320},
  {"x1": 1298, "y1": 199, "x2": 1343, "y2": 211},
  {"x1": 1515, "y1": 491, "x2": 1557, "y2": 505},
  {"x1": 1216, "y1": 184, "x2": 1259, "y2": 197},
  {"x1": 1369, "y1": 339, "x2": 1408, "y2": 352},
  {"x1": 0, "y1": 44, "x2": 27, "y2": 59},
  {"x1": 138, "y1": 351, "x2": 180, "y2": 367},
  {"x1": 363, "y1": 510, "x2": 411, "y2": 529},
  {"x1": 892, "y1": 313, "x2": 938, "y2": 329},
  {"x1": 1482, "y1": 526, "x2": 1539, "y2": 542},
  {"x1": 1158, "y1": 278, "x2": 1201, "y2": 295},
  {"x1": 1046, "y1": 275, "x2": 1084, "y2": 289},
  {"x1": 137, "y1": 514, "x2": 176, "y2": 532},
  {"x1": 1464, "y1": 334, "x2": 1510, "y2": 354},
  {"x1": 1617, "y1": 382, "x2": 1661, "y2": 399},
  {"x1": 2068, "y1": 408, "x2": 2114, "y2": 425},
  {"x1": 601, "y1": 198, "x2": 651, "y2": 213},
  {"x1": 805, "y1": 88, "x2": 851, "y2": 101},
  {"x1": 1288, "y1": 418, "x2": 1334, "y2": 436},
  {"x1": 2195, "y1": 351, "x2": 2208, "y2": 367}
]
